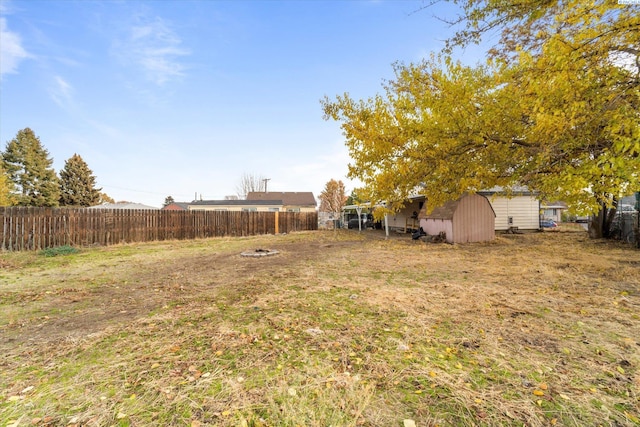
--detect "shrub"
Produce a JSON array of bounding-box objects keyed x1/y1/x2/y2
[{"x1": 39, "y1": 245, "x2": 80, "y2": 257}]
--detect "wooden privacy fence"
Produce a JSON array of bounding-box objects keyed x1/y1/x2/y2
[{"x1": 0, "y1": 207, "x2": 318, "y2": 251}]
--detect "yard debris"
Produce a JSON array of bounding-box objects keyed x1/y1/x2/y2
[
  {"x1": 504, "y1": 226, "x2": 522, "y2": 234},
  {"x1": 421, "y1": 231, "x2": 447, "y2": 243},
  {"x1": 241, "y1": 249, "x2": 280, "y2": 257}
]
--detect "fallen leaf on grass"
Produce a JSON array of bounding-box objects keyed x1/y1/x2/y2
[
  {"x1": 624, "y1": 412, "x2": 640, "y2": 423},
  {"x1": 533, "y1": 390, "x2": 545, "y2": 396},
  {"x1": 6, "y1": 416, "x2": 23, "y2": 427}
]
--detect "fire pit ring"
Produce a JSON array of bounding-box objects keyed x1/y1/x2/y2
[{"x1": 241, "y1": 248, "x2": 280, "y2": 257}]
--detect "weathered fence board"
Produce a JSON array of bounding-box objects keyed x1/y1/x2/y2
[{"x1": 0, "y1": 208, "x2": 318, "y2": 251}]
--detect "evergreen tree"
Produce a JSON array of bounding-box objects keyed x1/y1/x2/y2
[
  {"x1": 2, "y1": 128, "x2": 60, "y2": 206},
  {"x1": 59, "y1": 153, "x2": 102, "y2": 206},
  {"x1": 163, "y1": 195, "x2": 175, "y2": 207},
  {"x1": 0, "y1": 163, "x2": 15, "y2": 206}
]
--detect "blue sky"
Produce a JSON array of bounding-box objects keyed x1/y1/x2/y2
[{"x1": 1, "y1": 0, "x2": 482, "y2": 207}]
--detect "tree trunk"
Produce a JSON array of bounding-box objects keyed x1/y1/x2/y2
[{"x1": 588, "y1": 201, "x2": 618, "y2": 239}]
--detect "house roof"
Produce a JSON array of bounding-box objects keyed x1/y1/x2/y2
[
  {"x1": 89, "y1": 203, "x2": 160, "y2": 210},
  {"x1": 418, "y1": 194, "x2": 496, "y2": 220},
  {"x1": 541, "y1": 201, "x2": 568, "y2": 209},
  {"x1": 247, "y1": 192, "x2": 316, "y2": 206},
  {"x1": 163, "y1": 202, "x2": 190, "y2": 209},
  {"x1": 190, "y1": 199, "x2": 283, "y2": 206},
  {"x1": 418, "y1": 198, "x2": 459, "y2": 220}
]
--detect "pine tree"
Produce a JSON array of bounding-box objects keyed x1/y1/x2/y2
[
  {"x1": 2, "y1": 128, "x2": 60, "y2": 207},
  {"x1": 0, "y1": 163, "x2": 15, "y2": 206},
  {"x1": 59, "y1": 153, "x2": 102, "y2": 207},
  {"x1": 163, "y1": 195, "x2": 175, "y2": 207}
]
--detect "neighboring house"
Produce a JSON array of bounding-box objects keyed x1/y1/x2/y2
[
  {"x1": 162, "y1": 202, "x2": 190, "y2": 211},
  {"x1": 89, "y1": 202, "x2": 160, "y2": 210},
  {"x1": 418, "y1": 193, "x2": 496, "y2": 243},
  {"x1": 246, "y1": 192, "x2": 317, "y2": 213},
  {"x1": 188, "y1": 200, "x2": 283, "y2": 212},
  {"x1": 478, "y1": 187, "x2": 541, "y2": 231},
  {"x1": 620, "y1": 194, "x2": 639, "y2": 212},
  {"x1": 541, "y1": 201, "x2": 568, "y2": 222}
]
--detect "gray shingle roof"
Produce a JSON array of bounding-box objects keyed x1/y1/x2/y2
[
  {"x1": 246, "y1": 192, "x2": 316, "y2": 206},
  {"x1": 190, "y1": 200, "x2": 283, "y2": 206},
  {"x1": 90, "y1": 203, "x2": 159, "y2": 210},
  {"x1": 418, "y1": 199, "x2": 460, "y2": 220}
]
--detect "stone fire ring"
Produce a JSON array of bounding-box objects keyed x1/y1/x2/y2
[{"x1": 241, "y1": 248, "x2": 280, "y2": 257}]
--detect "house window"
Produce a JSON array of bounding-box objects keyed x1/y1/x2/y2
[
  {"x1": 242, "y1": 208, "x2": 257, "y2": 212},
  {"x1": 268, "y1": 208, "x2": 280, "y2": 212},
  {"x1": 287, "y1": 208, "x2": 300, "y2": 212}
]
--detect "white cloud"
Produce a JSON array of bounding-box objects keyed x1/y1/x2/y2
[
  {"x1": 0, "y1": 17, "x2": 30, "y2": 77},
  {"x1": 115, "y1": 16, "x2": 190, "y2": 85},
  {"x1": 49, "y1": 75, "x2": 74, "y2": 109}
]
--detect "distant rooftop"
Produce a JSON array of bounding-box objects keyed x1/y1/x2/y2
[
  {"x1": 246, "y1": 192, "x2": 316, "y2": 206},
  {"x1": 190, "y1": 199, "x2": 283, "y2": 206},
  {"x1": 89, "y1": 203, "x2": 160, "y2": 210}
]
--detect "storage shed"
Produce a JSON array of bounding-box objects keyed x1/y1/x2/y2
[{"x1": 418, "y1": 194, "x2": 496, "y2": 243}]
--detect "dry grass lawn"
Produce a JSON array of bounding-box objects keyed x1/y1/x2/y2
[{"x1": 1, "y1": 229, "x2": 639, "y2": 426}]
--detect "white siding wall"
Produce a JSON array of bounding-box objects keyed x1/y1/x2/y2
[
  {"x1": 487, "y1": 196, "x2": 540, "y2": 230},
  {"x1": 387, "y1": 200, "x2": 423, "y2": 231}
]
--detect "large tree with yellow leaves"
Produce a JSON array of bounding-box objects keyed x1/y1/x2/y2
[{"x1": 322, "y1": 1, "x2": 639, "y2": 238}]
